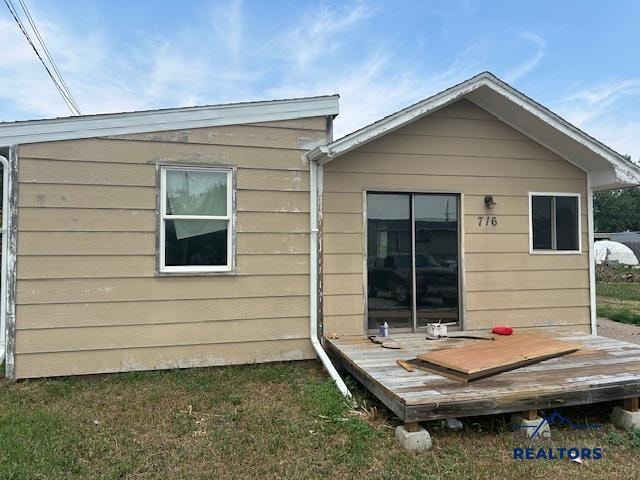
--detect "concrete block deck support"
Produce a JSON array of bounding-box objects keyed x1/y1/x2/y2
[
  {"x1": 511, "y1": 410, "x2": 551, "y2": 439},
  {"x1": 395, "y1": 422, "x2": 432, "y2": 451},
  {"x1": 611, "y1": 397, "x2": 640, "y2": 430}
]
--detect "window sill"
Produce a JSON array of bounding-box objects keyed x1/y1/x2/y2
[
  {"x1": 155, "y1": 269, "x2": 237, "y2": 277},
  {"x1": 529, "y1": 250, "x2": 582, "y2": 255}
]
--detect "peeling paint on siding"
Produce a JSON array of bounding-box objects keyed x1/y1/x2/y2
[{"x1": 5, "y1": 146, "x2": 18, "y2": 380}]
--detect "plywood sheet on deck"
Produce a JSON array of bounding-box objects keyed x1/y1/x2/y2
[{"x1": 417, "y1": 334, "x2": 580, "y2": 376}]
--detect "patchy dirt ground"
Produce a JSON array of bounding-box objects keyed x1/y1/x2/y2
[
  {"x1": 0, "y1": 361, "x2": 639, "y2": 480},
  {"x1": 597, "y1": 317, "x2": 640, "y2": 344}
]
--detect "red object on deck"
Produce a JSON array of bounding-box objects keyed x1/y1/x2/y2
[{"x1": 492, "y1": 326, "x2": 513, "y2": 335}]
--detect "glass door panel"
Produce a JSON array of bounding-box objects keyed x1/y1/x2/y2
[
  {"x1": 366, "y1": 193, "x2": 412, "y2": 330},
  {"x1": 414, "y1": 194, "x2": 459, "y2": 327}
]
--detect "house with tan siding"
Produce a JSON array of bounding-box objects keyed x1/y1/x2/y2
[{"x1": 0, "y1": 72, "x2": 639, "y2": 383}]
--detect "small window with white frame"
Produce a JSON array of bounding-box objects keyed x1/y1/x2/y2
[
  {"x1": 529, "y1": 192, "x2": 581, "y2": 254},
  {"x1": 160, "y1": 165, "x2": 233, "y2": 273}
]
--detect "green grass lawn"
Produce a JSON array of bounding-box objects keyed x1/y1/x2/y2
[
  {"x1": 597, "y1": 281, "x2": 640, "y2": 324},
  {"x1": 0, "y1": 361, "x2": 639, "y2": 479}
]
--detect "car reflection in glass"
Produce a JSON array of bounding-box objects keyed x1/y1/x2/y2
[{"x1": 368, "y1": 253, "x2": 457, "y2": 307}]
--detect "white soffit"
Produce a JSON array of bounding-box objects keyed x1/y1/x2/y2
[
  {"x1": 308, "y1": 72, "x2": 640, "y2": 190},
  {"x1": 0, "y1": 95, "x2": 339, "y2": 147}
]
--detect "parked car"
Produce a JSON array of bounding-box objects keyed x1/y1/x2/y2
[{"x1": 368, "y1": 253, "x2": 457, "y2": 306}]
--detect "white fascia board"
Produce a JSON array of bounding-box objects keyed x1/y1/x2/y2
[
  {"x1": 589, "y1": 167, "x2": 639, "y2": 191},
  {"x1": 477, "y1": 76, "x2": 640, "y2": 188},
  {"x1": 312, "y1": 72, "x2": 640, "y2": 188},
  {"x1": 0, "y1": 95, "x2": 339, "y2": 147},
  {"x1": 314, "y1": 73, "x2": 490, "y2": 164}
]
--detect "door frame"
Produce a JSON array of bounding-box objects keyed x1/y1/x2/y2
[{"x1": 362, "y1": 189, "x2": 465, "y2": 334}]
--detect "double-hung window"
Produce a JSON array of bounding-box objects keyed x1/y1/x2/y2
[
  {"x1": 529, "y1": 193, "x2": 581, "y2": 254},
  {"x1": 160, "y1": 166, "x2": 233, "y2": 273}
]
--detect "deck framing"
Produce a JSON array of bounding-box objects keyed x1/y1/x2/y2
[{"x1": 324, "y1": 334, "x2": 640, "y2": 422}]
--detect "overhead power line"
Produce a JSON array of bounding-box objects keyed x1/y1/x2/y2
[
  {"x1": 4, "y1": 0, "x2": 82, "y2": 115},
  {"x1": 16, "y1": 0, "x2": 82, "y2": 114}
]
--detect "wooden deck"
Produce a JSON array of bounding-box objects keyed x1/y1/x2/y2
[{"x1": 324, "y1": 334, "x2": 640, "y2": 422}]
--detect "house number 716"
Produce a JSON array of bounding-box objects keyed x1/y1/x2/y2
[{"x1": 477, "y1": 216, "x2": 497, "y2": 227}]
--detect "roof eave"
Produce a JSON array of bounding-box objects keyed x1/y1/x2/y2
[
  {"x1": 591, "y1": 165, "x2": 640, "y2": 191},
  {"x1": 476, "y1": 75, "x2": 640, "y2": 189},
  {"x1": 320, "y1": 72, "x2": 493, "y2": 162},
  {"x1": 0, "y1": 95, "x2": 340, "y2": 147},
  {"x1": 317, "y1": 72, "x2": 640, "y2": 188}
]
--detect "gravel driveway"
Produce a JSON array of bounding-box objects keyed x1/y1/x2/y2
[{"x1": 597, "y1": 317, "x2": 640, "y2": 344}]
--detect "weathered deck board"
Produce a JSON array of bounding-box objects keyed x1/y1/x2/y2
[{"x1": 324, "y1": 334, "x2": 640, "y2": 422}]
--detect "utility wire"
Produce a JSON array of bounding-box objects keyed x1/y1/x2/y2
[
  {"x1": 16, "y1": 0, "x2": 82, "y2": 114},
  {"x1": 8, "y1": 0, "x2": 81, "y2": 115},
  {"x1": 3, "y1": 0, "x2": 81, "y2": 115},
  {"x1": 3, "y1": 0, "x2": 77, "y2": 115}
]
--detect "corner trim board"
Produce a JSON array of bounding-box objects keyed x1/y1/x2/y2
[
  {"x1": 5, "y1": 146, "x2": 18, "y2": 379},
  {"x1": 587, "y1": 173, "x2": 597, "y2": 335}
]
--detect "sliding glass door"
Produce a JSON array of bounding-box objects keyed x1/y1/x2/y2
[
  {"x1": 414, "y1": 194, "x2": 459, "y2": 327},
  {"x1": 366, "y1": 194, "x2": 412, "y2": 329},
  {"x1": 367, "y1": 192, "x2": 459, "y2": 332}
]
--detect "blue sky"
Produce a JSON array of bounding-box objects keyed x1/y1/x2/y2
[{"x1": 1, "y1": 0, "x2": 639, "y2": 159}]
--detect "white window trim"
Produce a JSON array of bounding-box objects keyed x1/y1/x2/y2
[
  {"x1": 159, "y1": 165, "x2": 234, "y2": 273},
  {"x1": 528, "y1": 192, "x2": 582, "y2": 255}
]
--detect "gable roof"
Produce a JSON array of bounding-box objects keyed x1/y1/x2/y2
[
  {"x1": 0, "y1": 95, "x2": 339, "y2": 147},
  {"x1": 306, "y1": 72, "x2": 640, "y2": 191}
]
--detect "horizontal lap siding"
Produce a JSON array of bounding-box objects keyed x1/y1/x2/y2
[
  {"x1": 15, "y1": 339, "x2": 315, "y2": 378},
  {"x1": 14, "y1": 118, "x2": 327, "y2": 378},
  {"x1": 17, "y1": 296, "x2": 310, "y2": 329},
  {"x1": 322, "y1": 100, "x2": 590, "y2": 335}
]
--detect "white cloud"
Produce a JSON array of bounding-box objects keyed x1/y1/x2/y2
[
  {"x1": 3, "y1": 0, "x2": 636, "y2": 166},
  {"x1": 0, "y1": 0, "x2": 479, "y2": 138},
  {"x1": 504, "y1": 32, "x2": 546, "y2": 83},
  {"x1": 211, "y1": 0, "x2": 243, "y2": 58},
  {"x1": 0, "y1": 12, "x2": 228, "y2": 119},
  {"x1": 554, "y1": 79, "x2": 640, "y2": 124},
  {"x1": 565, "y1": 78, "x2": 640, "y2": 104},
  {"x1": 266, "y1": 51, "x2": 476, "y2": 138},
  {"x1": 589, "y1": 120, "x2": 640, "y2": 161},
  {"x1": 263, "y1": 1, "x2": 481, "y2": 137},
  {"x1": 0, "y1": 17, "x2": 73, "y2": 116},
  {"x1": 553, "y1": 79, "x2": 640, "y2": 161},
  {"x1": 272, "y1": 1, "x2": 373, "y2": 69}
]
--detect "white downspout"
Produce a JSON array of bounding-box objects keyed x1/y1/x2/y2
[
  {"x1": 309, "y1": 157, "x2": 352, "y2": 399},
  {"x1": 587, "y1": 172, "x2": 597, "y2": 336},
  {"x1": 0, "y1": 155, "x2": 8, "y2": 362}
]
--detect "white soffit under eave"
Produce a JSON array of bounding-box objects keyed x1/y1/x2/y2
[
  {"x1": 466, "y1": 84, "x2": 640, "y2": 189},
  {"x1": 312, "y1": 72, "x2": 640, "y2": 189},
  {"x1": 0, "y1": 95, "x2": 339, "y2": 147}
]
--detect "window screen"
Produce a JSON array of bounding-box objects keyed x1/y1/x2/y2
[
  {"x1": 161, "y1": 167, "x2": 232, "y2": 272},
  {"x1": 531, "y1": 194, "x2": 579, "y2": 252}
]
